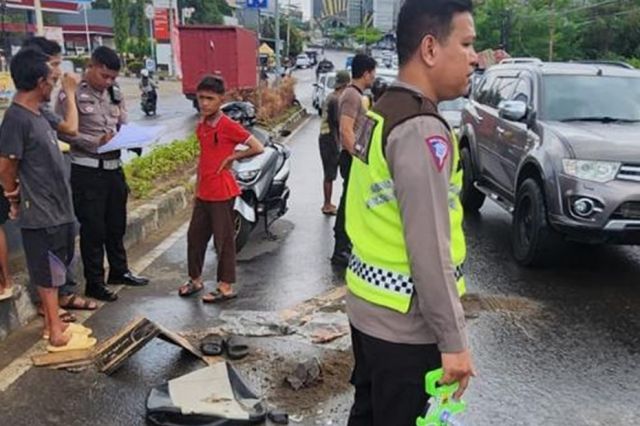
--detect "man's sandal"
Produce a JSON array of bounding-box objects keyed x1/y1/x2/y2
[
  {"x1": 38, "y1": 307, "x2": 76, "y2": 323},
  {"x1": 202, "y1": 289, "x2": 237, "y2": 303},
  {"x1": 59, "y1": 294, "x2": 98, "y2": 311},
  {"x1": 178, "y1": 280, "x2": 203, "y2": 297}
]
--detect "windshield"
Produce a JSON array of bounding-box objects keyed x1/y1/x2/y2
[
  {"x1": 439, "y1": 98, "x2": 465, "y2": 111},
  {"x1": 326, "y1": 75, "x2": 336, "y2": 89},
  {"x1": 542, "y1": 75, "x2": 640, "y2": 122}
]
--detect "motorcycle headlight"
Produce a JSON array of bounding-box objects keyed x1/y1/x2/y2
[
  {"x1": 237, "y1": 170, "x2": 260, "y2": 182},
  {"x1": 562, "y1": 159, "x2": 620, "y2": 183}
]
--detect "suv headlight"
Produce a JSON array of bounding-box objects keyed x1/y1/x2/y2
[
  {"x1": 237, "y1": 170, "x2": 259, "y2": 182},
  {"x1": 562, "y1": 159, "x2": 620, "y2": 183}
]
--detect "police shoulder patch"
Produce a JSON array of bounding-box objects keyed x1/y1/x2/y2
[{"x1": 425, "y1": 135, "x2": 450, "y2": 172}]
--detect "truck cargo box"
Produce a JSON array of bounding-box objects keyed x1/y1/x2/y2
[{"x1": 179, "y1": 25, "x2": 257, "y2": 101}]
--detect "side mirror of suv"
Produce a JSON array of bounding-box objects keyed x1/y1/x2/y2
[{"x1": 498, "y1": 100, "x2": 528, "y2": 122}]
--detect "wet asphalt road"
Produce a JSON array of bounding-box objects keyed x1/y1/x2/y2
[{"x1": 1, "y1": 51, "x2": 640, "y2": 425}]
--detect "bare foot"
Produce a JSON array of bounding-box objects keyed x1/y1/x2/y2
[
  {"x1": 217, "y1": 281, "x2": 234, "y2": 296},
  {"x1": 49, "y1": 330, "x2": 71, "y2": 347}
]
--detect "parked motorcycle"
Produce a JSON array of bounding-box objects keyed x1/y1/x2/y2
[
  {"x1": 232, "y1": 136, "x2": 291, "y2": 252},
  {"x1": 221, "y1": 101, "x2": 256, "y2": 128}
]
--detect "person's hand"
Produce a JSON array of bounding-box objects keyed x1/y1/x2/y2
[
  {"x1": 440, "y1": 349, "x2": 476, "y2": 400},
  {"x1": 217, "y1": 155, "x2": 235, "y2": 173},
  {"x1": 61, "y1": 72, "x2": 79, "y2": 94},
  {"x1": 4, "y1": 184, "x2": 19, "y2": 203},
  {"x1": 99, "y1": 132, "x2": 114, "y2": 146},
  {"x1": 8, "y1": 201, "x2": 19, "y2": 220}
]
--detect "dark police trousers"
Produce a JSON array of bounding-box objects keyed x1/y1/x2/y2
[
  {"x1": 348, "y1": 325, "x2": 442, "y2": 426},
  {"x1": 71, "y1": 164, "x2": 129, "y2": 290},
  {"x1": 333, "y1": 150, "x2": 352, "y2": 255}
]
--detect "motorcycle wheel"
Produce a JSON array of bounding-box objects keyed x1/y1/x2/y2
[{"x1": 234, "y1": 211, "x2": 253, "y2": 253}]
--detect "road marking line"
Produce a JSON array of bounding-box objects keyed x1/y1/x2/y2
[
  {"x1": 282, "y1": 115, "x2": 312, "y2": 145},
  {"x1": 0, "y1": 221, "x2": 189, "y2": 392}
]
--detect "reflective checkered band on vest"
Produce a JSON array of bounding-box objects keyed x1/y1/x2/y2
[
  {"x1": 349, "y1": 254, "x2": 465, "y2": 295},
  {"x1": 454, "y1": 264, "x2": 463, "y2": 282},
  {"x1": 349, "y1": 254, "x2": 414, "y2": 295}
]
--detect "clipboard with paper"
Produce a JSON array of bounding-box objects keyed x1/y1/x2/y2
[{"x1": 97, "y1": 123, "x2": 164, "y2": 154}]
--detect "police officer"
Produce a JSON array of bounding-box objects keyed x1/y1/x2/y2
[
  {"x1": 57, "y1": 46, "x2": 149, "y2": 302},
  {"x1": 344, "y1": 0, "x2": 478, "y2": 424}
]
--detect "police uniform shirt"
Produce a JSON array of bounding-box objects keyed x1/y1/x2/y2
[
  {"x1": 346, "y1": 81, "x2": 468, "y2": 353},
  {"x1": 55, "y1": 80, "x2": 127, "y2": 161}
]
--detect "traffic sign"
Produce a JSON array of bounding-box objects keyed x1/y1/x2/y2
[
  {"x1": 145, "y1": 4, "x2": 155, "y2": 20},
  {"x1": 246, "y1": 0, "x2": 268, "y2": 9}
]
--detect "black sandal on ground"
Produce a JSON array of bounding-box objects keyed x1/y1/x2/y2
[{"x1": 199, "y1": 334, "x2": 224, "y2": 356}]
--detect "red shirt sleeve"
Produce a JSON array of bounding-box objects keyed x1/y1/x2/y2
[{"x1": 222, "y1": 115, "x2": 251, "y2": 145}]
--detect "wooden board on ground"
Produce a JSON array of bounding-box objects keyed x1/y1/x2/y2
[
  {"x1": 31, "y1": 348, "x2": 94, "y2": 369},
  {"x1": 32, "y1": 317, "x2": 207, "y2": 375},
  {"x1": 155, "y1": 322, "x2": 204, "y2": 360},
  {"x1": 94, "y1": 316, "x2": 161, "y2": 375}
]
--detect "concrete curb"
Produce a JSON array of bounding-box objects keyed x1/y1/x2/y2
[
  {"x1": 124, "y1": 186, "x2": 192, "y2": 250},
  {"x1": 0, "y1": 185, "x2": 194, "y2": 341},
  {"x1": 0, "y1": 112, "x2": 310, "y2": 342}
]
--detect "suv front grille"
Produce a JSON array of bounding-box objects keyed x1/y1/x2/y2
[
  {"x1": 617, "y1": 164, "x2": 640, "y2": 182},
  {"x1": 612, "y1": 202, "x2": 640, "y2": 220}
]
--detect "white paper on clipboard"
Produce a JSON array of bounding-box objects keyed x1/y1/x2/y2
[{"x1": 97, "y1": 123, "x2": 164, "y2": 153}]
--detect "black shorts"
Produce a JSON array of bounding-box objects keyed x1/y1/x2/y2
[
  {"x1": 21, "y1": 223, "x2": 75, "y2": 289},
  {"x1": 0, "y1": 193, "x2": 9, "y2": 225},
  {"x1": 319, "y1": 135, "x2": 340, "y2": 182}
]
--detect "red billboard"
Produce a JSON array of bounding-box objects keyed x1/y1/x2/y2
[{"x1": 154, "y1": 9, "x2": 170, "y2": 41}]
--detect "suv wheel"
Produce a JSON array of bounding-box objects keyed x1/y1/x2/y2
[
  {"x1": 460, "y1": 147, "x2": 485, "y2": 213},
  {"x1": 512, "y1": 178, "x2": 561, "y2": 266}
]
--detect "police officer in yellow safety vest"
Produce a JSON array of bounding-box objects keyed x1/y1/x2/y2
[{"x1": 344, "y1": 0, "x2": 478, "y2": 424}]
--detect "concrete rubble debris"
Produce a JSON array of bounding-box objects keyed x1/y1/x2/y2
[{"x1": 285, "y1": 357, "x2": 323, "y2": 390}]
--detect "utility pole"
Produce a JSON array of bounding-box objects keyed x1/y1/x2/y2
[
  {"x1": 285, "y1": 0, "x2": 291, "y2": 58},
  {"x1": 168, "y1": 0, "x2": 175, "y2": 76},
  {"x1": 548, "y1": 2, "x2": 555, "y2": 61},
  {"x1": 1, "y1": 0, "x2": 6, "y2": 62},
  {"x1": 83, "y1": 2, "x2": 91, "y2": 52},
  {"x1": 34, "y1": 0, "x2": 44, "y2": 35},
  {"x1": 275, "y1": 0, "x2": 281, "y2": 82}
]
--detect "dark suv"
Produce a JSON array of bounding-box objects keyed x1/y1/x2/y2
[{"x1": 460, "y1": 59, "x2": 640, "y2": 265}]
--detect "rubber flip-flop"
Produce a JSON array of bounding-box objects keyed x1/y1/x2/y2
[
  {"x1": 321, "y1": 206, "x2": 337, "y2": 216},
  {"x1": 43, "y1": 323, "x2": 93, "y2": 340},
  {"x1": 46, "y1": 333, "x2": 97, "y2": 353},
  {"x1": 38, "y1": 308, "x2": 77, "y2": 323},
  {"x1": 199, "y1": 334, "x2": 224, "y2": 356},
  {"x1": 59, "y1": 294, "x2": 98, "y2": 311},
  {"x1": 202, "y1": 290, "x2": 237, "y2": 304},
  {"x1": 0, "y1": 286, "x2": 13, "y2": 301},
  {"x1": 224, "y1": 335, "x2": 249, "y2": 360},
  {"x1": 267, "y1": 410, "x2": 289, "y2": 425},
  {"x1": 178, "y1": 280, "x2": 204, "y2": 297}
]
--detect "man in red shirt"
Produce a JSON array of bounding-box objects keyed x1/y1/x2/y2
[{"x1": 178, "y1": 75, "x2": 264, "y2": 302}]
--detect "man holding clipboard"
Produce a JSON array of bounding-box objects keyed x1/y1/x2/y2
[{"x1": 57, "y1": 46, "x2": 149, "y2": 302}]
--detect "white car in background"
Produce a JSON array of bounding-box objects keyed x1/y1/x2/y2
[
  {"x1": 296, "y1": 53, "x2": 311, "y2": 69},
  {"x1": 312, "y1": 72, "x2": 336, "y2": 115}
]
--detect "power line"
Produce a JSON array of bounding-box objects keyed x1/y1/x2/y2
[{"x1": 527, "y1": 0, "x2": 627, "y2": 19}]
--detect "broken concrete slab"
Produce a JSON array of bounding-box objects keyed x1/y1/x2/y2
[{"x1": 285, "y1": 357, "x2": 322, "y2": 390}]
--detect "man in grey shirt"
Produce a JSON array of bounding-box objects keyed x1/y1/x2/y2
[
  {"x1": 0, "y1": 48, "x2": 95, "y2": 351},
  {"x1": 344, "y1": 0, "x2": 478, "y2": 424}
]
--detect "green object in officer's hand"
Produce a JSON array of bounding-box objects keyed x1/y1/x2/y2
[{"x1": 416, "y1": 368, "x2": 466, "y2": 426}]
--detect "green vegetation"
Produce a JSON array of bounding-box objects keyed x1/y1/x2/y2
[
  {"x1": 124, "y1": 135, "x2": 199, "y2": 199},
  {"x1": 475, "y1": 0, "x2": 640, "y2": 62}
]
